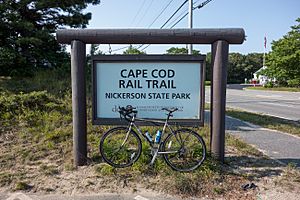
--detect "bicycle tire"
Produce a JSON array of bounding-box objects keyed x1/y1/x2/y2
[
  {"x1": 99, "y1": 127, "x2": 142, "y2": 168},
  {"x1": 162, "y1": 128, "x2": 206, "y2": 172}
]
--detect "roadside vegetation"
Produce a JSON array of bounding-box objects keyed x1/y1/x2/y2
[
  {"x1": 205, "y1": 103, "x2": 300, "y2": 137},
  {"x1": 1, "y1": 69, "x2": 289, "y2": 199},
  {"x1": 246, "y1": 86, "x2": 300, "y2": 92},
  {"x1": 262, "y1": 18, "x2": 300, "y2": 88},
  {"x1": 226, "y1": 108, "x2": 300, "y2": 137}
]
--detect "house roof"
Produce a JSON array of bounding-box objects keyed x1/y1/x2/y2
[{"x1": 253, "y1": 66, "x2": 267, "y2": 75}]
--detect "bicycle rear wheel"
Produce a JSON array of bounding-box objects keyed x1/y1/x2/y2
[
  {"x1": 99, "y1": 127, "x2": 142, "y2": 168},
  {"x1": 162, "y1": 128, "x2": 206, "y2": 172}
]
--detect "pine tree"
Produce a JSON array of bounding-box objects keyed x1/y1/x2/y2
[{"x1": 0, "y1": 0, "x2": 101, "y2": 76}]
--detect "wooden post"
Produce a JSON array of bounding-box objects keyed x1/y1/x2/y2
[
  {"x1": 71, "y1": 40, "x2": 87, "y2": 166},
  {"x1": 211, "y1": 40, "x2": 229, "y2": 162}
]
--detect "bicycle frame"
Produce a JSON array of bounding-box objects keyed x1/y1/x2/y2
[{"x1": 123, "y1": 113, "x2": 181, "y2": 165}]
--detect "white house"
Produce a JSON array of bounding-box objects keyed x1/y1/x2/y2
[{"x1": 253, "y1": 66, "x2": 275, "y2": 85}]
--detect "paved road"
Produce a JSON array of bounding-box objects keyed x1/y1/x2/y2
[
  {"x1": 225, "y1": 116, "x2": 300, "y2": 167},
  {"x1": 204, "y1": 111, "x2": 300, "y2": 167},
  {"x1": 205, "y1": 85, "x2": 300, "y2": 121}
]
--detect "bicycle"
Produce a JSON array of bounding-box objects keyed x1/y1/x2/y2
[{"x1": 99, "y1": 105, "x2": 206, "y2": 172}]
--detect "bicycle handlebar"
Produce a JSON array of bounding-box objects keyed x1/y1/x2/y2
[
  {"x1": 161, "y1": 107, "x2": 178, "y2": 113},
  {"x1": 119, "y1": 105, "x2": 137, "y2": 121},
  {"x1": 119, "y1": 106, "x2": 179, "y2": 121}
]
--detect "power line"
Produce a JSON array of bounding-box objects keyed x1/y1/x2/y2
[
  {"x1": 170, "y1": 0, "x2": 214, "y2": 28},
  {"x1": 130, "y1": 0, "x2": 147, "y2": 26},
  {"x1": 140, "y1": 0, "x2": 189, "y2": 50},
  {"x1": 167, "y1": 7, "x2": 188, "y2": 28},
  {"x1": 148, "y1": 0, "x2": 175, "y2": 28},
  {"x1": 138, "y1": 0, "x2": 189, "y2": 50},
  {"x1": 108, "y1": 0, "x2": 188, "y2": 53},
  {"x1": 104, "y1": 45, "x2": 128, "y2": 54},
  {"x1": 167, "y1": 0, "x2": 202, "y2": 29},
  {"x1": 170, "y1": 12, "x2": 188, "y2": 28},
  {"x1": 108, "y1": 0, "x2": 210, "y2": 54},
  {"x1": 141, "y1": 0, "x2": 214, "y2": 51},
  {"x1": 160, "y1": 0, "x2": 188, "y2": 29},
  {"x1": 140, "y1": 44, "x2": 151, "y2": 51},
  {"x1": 136, "y1": 0, "x2": 155, "y2": 26}
]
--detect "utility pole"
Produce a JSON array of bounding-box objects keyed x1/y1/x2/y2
[{"x1": 188, "y1": 0, "x2": 193, "y2": 54}]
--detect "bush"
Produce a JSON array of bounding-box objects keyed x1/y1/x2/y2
[
  {"x1": 287, "y1": 79, "x2": 300, "y2": 88},
  {"x1": 264, "y1": 81, "x2": 274, "y2": 88},
  {"x1": 0, "y1": 91, "x2": 65, "y2": 121}
]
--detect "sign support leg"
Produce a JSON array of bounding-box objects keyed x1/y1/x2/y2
[
  {"x1": 211, "y1": 40, "x2": 229, "y2": 163},
  {"x1": 71, "y1": 40, "x2": 87, "y2": 166}
]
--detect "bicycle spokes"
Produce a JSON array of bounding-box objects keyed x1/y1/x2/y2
[
  {"x1": 100, "y1": 128, "x2": 141, "y2": 167},
  {"x1": 162, "y1": 129, "x2": 206, "y2": 172}
]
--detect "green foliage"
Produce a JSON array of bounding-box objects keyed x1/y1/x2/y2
[
  {"x1": 166, "y1": 47, "x2": 200, "y2": 55},
  {"x1": 0, "y1": 67, "x2": 71, "y2": 96},
  {"x1": 90, "y1": 44, "x2": 104, "y2": 56},
  {"x1": 0, "y1": 91, "x2": 65, "y2": 121},
  {"x1": 264, "y1": 18, "x2": 300, "y2": 87},
  {"x1": 166, "y1": 47, "x2": 262, "y2": 83},
  {"x1": 123, "y1": 45, "x2": 145, "y2": 55},
  {"x1": 15, "y1": 182, "x2": 32, "y2": 191},
  {"x1": 227, "y1": 53, "x2": 263, "y2": 83},
  {"x1": 95, "y1": 163, "x2": 116, "y2": 175},
  {"x1": 247, "y1": 86, "x2": 300, "y2": 92},
  {"x1": 205, "y1": 52, "x2": 263, "y2": 83},
  {"x1": 264, "y1": 81, "x2": 274, "y2": 88},
  {"x1": 0, "y1": 0, "x2": 101, "y2": 76},
  {"x1": 40, "y1": 165, "x2": 59, "y2": 176}
]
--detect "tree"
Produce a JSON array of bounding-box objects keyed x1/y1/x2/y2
[
  {"x1": 206, "y1": 52, "x2": 263, "y2": 83},
  {"x1": 90, "y1": 44, "x2": 103, "y2": 56},
  {"x1": 123, "y1": 45, "x2": 145, "y2": 54},
  {"x1": 0, "y1": 0, "x2": 101, "y2": 76},
  {"x1": 243, "y1": 53, "x2": 263, "y2": 79},
  {"x1": 264, "y1": 18, "x2": 300, "y2": 87},
  {"x1": 166, "y1": 47, "x2": 200, "y2": 55}
]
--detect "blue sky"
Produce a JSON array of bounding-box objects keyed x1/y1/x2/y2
[{"x1": 85, "y1": 0, "x2": 300, "y2": 55}]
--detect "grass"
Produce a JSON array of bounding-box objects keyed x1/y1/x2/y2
[
  {"x1": 275, "y1": 163, "x2": 300, "y2": 191},
  {"x1": 0, "y1": 69, "x2": 270, "y2": 198},
  {"x1": 246, "y1": 86, "x2": 300, "y2": 92},
  {"x1": 0, "y1": 173, "x2": 13, "y2": 187},
  {"x1": 226, "y1": 134, "x2": 263, "y2": 157},
  {"x1": 40, "y1": 165, "x2": 60, "y2": 176},
  {"x1": 226, "y1": 109, "x2": 300, "y2": 137},
  {"x1": 15, "y1": 182, "x2": 32, "y2": 191}
]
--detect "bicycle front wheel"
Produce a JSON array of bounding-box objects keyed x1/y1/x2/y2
[
  {"x1": 99, "y1": 127, "x2": 142, "y2": 168},
  {"x1": 162, "y1": 128, "x2": 206, "y2": 172}
]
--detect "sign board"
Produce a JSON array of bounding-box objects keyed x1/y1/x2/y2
[{"x1": 92, "y1": 55, "x2": 205, "y2": 126}]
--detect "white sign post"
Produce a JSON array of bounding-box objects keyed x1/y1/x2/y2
[{"x1": 92, "y1": 55, "x2": 205, "y2": 126}]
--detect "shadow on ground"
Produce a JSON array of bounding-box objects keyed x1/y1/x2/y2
[{"x1": 225, "y1": 155, "x2": 284, "y2": 180}]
